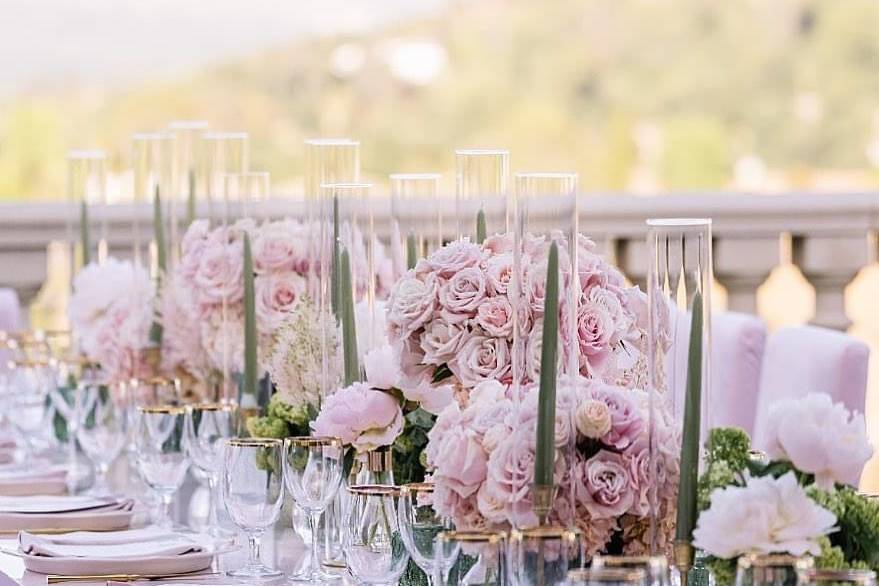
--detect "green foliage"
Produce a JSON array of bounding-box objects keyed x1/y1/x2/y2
[
  {"x1": 698, "y1": 427, "x2": 751, "y2": 510},
  {"x1": 705, "y1": 557, "x2": 736, "y2": 586},
  {"x1": 245, "y1": 394, "x2": 314, "y2": 439},
  {"x1": 393, "y1": 407, "x2": 435, "y2": 486},
  {"x1": 809, "y1": 487, "x2": 879, "y2": 570}
]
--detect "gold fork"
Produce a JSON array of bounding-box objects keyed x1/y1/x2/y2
[{"x1": 46, "y1": 571, "x2": 221, "y2": 583}]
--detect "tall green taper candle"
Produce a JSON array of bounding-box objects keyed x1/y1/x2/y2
[
  {"x1": 80, "y1": 200, "x2": 91, "y2": 267},
  {"x1": 406, "y1": 233, "x2": 418, "y2": 270},
  {"x1": 149, "y1": 186, "x2": 167, "y2": 345},
  {"x1": 476, "y1": 208, "x2": 487, "y2": 245},
  {"x1": 186, "y1": 169, "x2": 196, "y2": 226},
  {"x1": 331, "y1": 195, "x2": 342, "y2": 319},
  {"x1": 675, "y1": 291, "x2": 703, "y2": 542},
  {"x1": 243, "y1": 233, "x2": 258, "y2": 401},
  {"x1": 340, "y1": 248, "x2": 360, "y2": 385},
  {"x1": 534, "y1": 241, "x2": 559, "y2": 488}
]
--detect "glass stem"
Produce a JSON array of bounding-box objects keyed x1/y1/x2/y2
[
  {"x1": 160, "y1": 492, "x2": 173, "y2": 528},
  {"x1": 207, "y1": 476, "x2": 219, "y2": 529},
  {"x1": 308, "y1": 511, "x2": 321, "y2": 576},
  {"x1": 248, "y1": 532, "x2": 261, "y2": 569}
]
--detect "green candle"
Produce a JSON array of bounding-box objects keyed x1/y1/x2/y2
[
  {"x1": 534, "y1": 241, "x2": 559, "y2": 488},
  {"x1": 675, "y1": 291, "x2": 703, "y2": 542},
  {"x1": 243, "y1": 233, "x2": 258, "y2": 401},
  {"x1": 476, "y1": 208, "x2": 487, "y2": 245},
  {"x1": 80, "y1": 200, "x2": 91, "y2": 267},
  {"x1": 186, "y1": 169, "x2": 196, "y2": 226},
  {"x1": 149, "y1": 186, "x2": 167, "y2": 345},
  {"x1": 331, "y1": 195, "x2": 342, "y2": 319},
  {"x1": 406, "y1": 233, "x2": 418, "y2": 270},
  {"x1": 340, "y1": 248, "x2": 360, "y2": 385}
]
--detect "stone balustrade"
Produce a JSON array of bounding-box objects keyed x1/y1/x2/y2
[{"x1": 1, "y1": 192, "x2": 877, "y2": 331}]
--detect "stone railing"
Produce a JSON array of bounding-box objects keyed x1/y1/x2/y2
[{"x1": 2, "y1": 192, "x2": 877, "y2": 331}]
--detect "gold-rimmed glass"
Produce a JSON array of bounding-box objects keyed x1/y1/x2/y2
[
  {"x1": 345, "y1": 484, "x2": 409, "y2": 585},
  {"x1": 184, "y1": 403, "x2": 238, "y2": 538},
  {"x1": 283, "y1": 436, "x2": 344, "y2": 584},
  {"x1": 223, "y1": 437, "x2": 284, "y2": 580},
  {"x1": 567, "y1": 568, "x2": 648, "y2": 586},
  {"x1": 435, "y1": 530, "x2": 508, "y2": 586},
  {"x1": 509, "y1": 526, "x2": 581, "y2": 585},
  {"x1": 736, "y1": 554, "x2": 814, "y2": 586},
  {"x1": 592, "y1": 555, "x2": 671, "y2": 586},
  {"x1": 398, "y1": 482, "x2": 452, "y2": 586},
  {"x1": 796, "y1": 569, "x2": 876, "y2": 586},
  {"x1": 134, "y1": 405, "x2": 189, "y2": 529},
  {"x1": 7, "y1": 358, "x2": 55, "y2": 457},
  {"x1": 77, "y1": 379, "x2": 129, "y2": 495}
]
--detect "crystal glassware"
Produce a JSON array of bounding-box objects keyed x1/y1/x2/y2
[
  {"x1": 390, "y1": 173, "x2": 442, "y2": 271},
  {"x1": 797, "y1": 569, "x2": 877, "y2": 586},
  {"x1": 8, "y1": 359, "x2": 55, "y2": 456},
  {"x1": 134, "y1": 405, "x2": 190, "y2": 529},
  {"x1": 398, "y1": 482, "x2": 452, "y2": 586},
  {"x1": 567, "y1": 568, "x2": 648, "y2": 586},
  {"x1": 67, "y1": 149, "x2": 108, "y2": 267},
  {"x1": 508, "y1": 526, "x2": 581, "y2": 585},
  {"x1": 345, "y1": 484, "x2": 409, "y2": 586},
  {"x1": 455, "y1": 148, "x2": 509, "y2": 241},
  {"x1": 184, "y1": 402, "x2": 238, "y2": 538},
  {"x1": 283, "y1": 436, "x2": 344, "y2": 583},
  {"x1": 77, "y1": 381, "x2": 128, "y2": 495},
  {"x1": 435, "y1": 530, "x2": 508, "y2": 586},
  {"x1": 592, "y1": 555, "x2": 672, "y2": 586},
  {"x1": 736, "y1": 554, "x2": 813, "y2": 586},
  {"x1": 223, "y1": 438, "x2": 284, "y2": 580}
]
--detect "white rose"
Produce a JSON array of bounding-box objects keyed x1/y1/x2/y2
[
  {"x1": 764, "y1": 392, "x2": 873, "y2": 489},
  {"x1": 482, "y1": 424, "x2": 508, "y2": 453},
  {"x1": 694, "y1": 472, "x2": 836, "y2": 559},
  {"x1": 387, "y1": 276, "x2": 437, "y2": 338},
  {"x1": 574, "y1": 399, "x2": 612, "y2": 439}
]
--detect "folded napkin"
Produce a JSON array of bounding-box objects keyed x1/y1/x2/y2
[
  {"x1": 0, "y1": 496, "x2": 134, "y2": 533},
  {"x1": 17, "y1": 527, "x2": 214, "y2": 576},
  {"x1": 0, "y1": 462, "x2": 66, "y2": 496}
]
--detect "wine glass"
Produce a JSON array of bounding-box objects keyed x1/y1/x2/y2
[
  {"x1": 435, "y1": 530, "x2": 508, "y2": 586},
  {"x1": 735, "y1": 554, "x2": 813, "y2": 586},
  {"x1": 345, "y1": 484, "x2": 410, "y2": 586},
  {"x1": 223, "y1": 438, "x2": 284, "y2": 580},
  {"x1": 398, "y1": 482, "x2": 453, "y2": 585},
  {"x1": 134, "y1": 406, "x2": 190, "y2": 529},
  {"x1": 77, "y1": 381, "x2": 127, "y2": 495},
  {"x1": 7, "y1": 359, "x2": 54, "y2": 456},
  {"x1": 797, "y1": 569, "x2": 877, "y2": 586},
  {"x1": 283, "y1": 436, "x2": 344, "y2": 584},
  {"x1": 592, "y1": 556, "x2": 671, "y2": 586},
  {"x1": 567, "y1": 568, "x2": 648, "y2": 586},
  {"x1": 508, "y1": 526, "x2": 581, "y2": 585},
  {"x1": 184, "y1": 403, "x2": 237, "y2": 538}
]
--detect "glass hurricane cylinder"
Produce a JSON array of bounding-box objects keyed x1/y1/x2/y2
[
  {"x1": 224, "y1": 171, "x2": 270, "y2": 220},
  {"x1": 168, "y1": 120, "x2": 209, "y2": 244},
  {"x1": 390, "y1": 173, "x2": 441, "y2": 273},
  {"x1": 645, "y1": 218, "x2": 712, "y2": 556},
  {"x1": 455, "y1": 149, "x2": 509, "y2": 242},
  {"x1": 133, "y1": 132, "x2": 175, "y2": 271},
  {"x1": 67, "y1": 150, "x2": 107, "y2": 269},
  {"x1": 203, "y1": 131, "x2": 249, "y2": 225}
]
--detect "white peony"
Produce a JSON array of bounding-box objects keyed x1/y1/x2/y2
[
  {"x1": 363, "y1": 343, "x2": 402, "y2": 390},
  {"x1": 694, "y1": 472, "x2": 837, "y2": 559},
  {"x1": 764, "y1": 393, "x2": 873, "y2": 489}
]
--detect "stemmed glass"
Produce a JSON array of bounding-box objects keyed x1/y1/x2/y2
[
  {"x1": 134, "y1": 406, "x2": 190, "y2": 529},
  {"x1": 508, "y1": 526, "x2": 581, "y2": 585},
  {"x1": 283, "y1": 436, "x2": 344, "y2": 584},
  {"x1": 76, "y1": 381, "x2": 128, "y2": 495},
  {"x1": 736, "y1": 554, "x2": 814, "y2": 586},
  {"x1": 8, "y1": 359, "x2": 55, "y2": 457},
  {"x1": 398, "y1": 482, "x2": 453, "y2": 585},
  {"x1": 796, "y1": 569, "x2": 877, "y2": 586},
  {"x1": 567, "y1": 568, "x2": 648, "y2": 586},
  {"x1": 223, "y1": 438, "x2": 284, "y2": 580},
  {"x1": 592, "y1": 556, "x2": 671, "y2": 586},
  {"x1": 435, "y1": 530, "x2": 508, "y2": 586},
  {"x1": 184, "y1": 403, "x2": 238, "y2": 538},
  {"x1": 345, "y1": 485, "x2": 410, "y2": 586}
]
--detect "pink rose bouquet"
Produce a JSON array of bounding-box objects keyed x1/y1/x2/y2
[{"x1": 426, "y1": 377, "x2": 679, "y2": 557}]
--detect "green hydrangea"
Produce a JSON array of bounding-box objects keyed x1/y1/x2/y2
[
  {"x1": 704, "y1": 427, "x2": 750, "y2": 472},
  {"x1": 266, "y1": 394, "x2": 312, "y2": 428},
  {"x1": 705, "y1": 557, "x2": 736, "y2": 586},
  {"x1": 246, "y1": 415, "x2": 290, "y2": 439},
  {"x1": 809, "y1": 486, "x2": 879, "y2": 570}
]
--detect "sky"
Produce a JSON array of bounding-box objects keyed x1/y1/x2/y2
[{"x1": 0, "y1": 0, "x2": 447, "y2": 95}]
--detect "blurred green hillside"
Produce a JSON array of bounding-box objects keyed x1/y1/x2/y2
[{"x1": 2, "y1": 0, "x2": 879, "y2": 199}]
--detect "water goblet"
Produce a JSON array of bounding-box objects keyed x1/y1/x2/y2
[
  {"x1": 735, "y1": 554, "x2": 813, "y2": 586},
  {"x1": 435, "y1": 530, "x2": 508, "y2": 586},
  {"x1": 8, "y1": 359, "x2": 54, "y2": 456},
  {"x1": 134, "y1": 405, "x2": 190, "y2": 529},
  {"x1": 283, "y1": 436, "x2": 344, "y2": 584},
  {"x1": 345, "y1": 484, "x2": 410, "y2": 586},
  {"x1": 184, "y1": 403, "x2": 237, "y2": 538},
  {"x1": 592, "y1": 555, "x2": 671, "y2": 586},
  {"x1": 398, "y1": 482, "x2": 453, "y2": 585},
  {"x1": 223, "y1": 438, "x2": 285, "y2": 580},
  {"x1": 567, "y1": 568, "x2": 648, "y2": 586},
  {"x1": 796, "y1": 569, "x2": 877, "y2": 586},
  {"x1": 77, "y1": 381, "x2": 127, "y2": 495},
  {"x1": 508, "y1": 526, "x2": 581, "y2": 585}
]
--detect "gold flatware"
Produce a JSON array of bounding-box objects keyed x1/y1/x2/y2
[{"x1": 47, "y1": 571, "x2": 221, "y2": 583}]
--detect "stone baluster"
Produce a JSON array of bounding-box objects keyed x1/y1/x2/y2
[
  {"x1": 714, "y1": 236, "x2": 779, "y2": 315},
  {"x1": 793, "y1": 234, "x2": 869, "y2": 331}
]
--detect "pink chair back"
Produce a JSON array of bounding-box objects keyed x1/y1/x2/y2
[{"x1": 752, "y1": 325, "x2": 870, "y2": 450}]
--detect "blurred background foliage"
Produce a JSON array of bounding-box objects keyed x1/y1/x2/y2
[{"x1": 2, "y1": 0, "x2": 879, "y2": 199}]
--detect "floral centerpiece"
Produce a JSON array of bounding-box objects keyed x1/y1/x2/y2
[{"x1": 695, "y1": 393, "x2": 877, "y2": 585}]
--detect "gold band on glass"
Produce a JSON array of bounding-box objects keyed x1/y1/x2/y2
[
  {"x1": 226, "y1": 438, "x2": 283, "y2": 448},
  {"x1": 138, "y1": 405, "x2": 186, "y2": 415},
  {"x1": 284, "y1": 436, "x2": 342, "y2": 448},
  {"x1": 510, "y1": 526, "x2": 580, "y2": 543},
  {"x1": 567, "y1": 568, "x2": 647, "y2": 583},
  {"x1": 437, "y1": 530, "x2": 506, "y2": 545},
  {"x1": 347, "y1": 484, "x2": 401, "y2": 497},
  {"x1": 187, "y1": 402, "x2": 238, "y2": 413},
  {"x1": 400, "y1": 482, "x2": 434, "y2": 495}
]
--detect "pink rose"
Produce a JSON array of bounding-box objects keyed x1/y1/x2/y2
[
  {"x1": 574, "y1": 450, "x2": 635, "y2": 519},
  {"x1": 588, "y1": 383, "x2": 644, "y2": 450},
  {"x1": 483, "y1": 252, "x2": 513, "y2": 296},
  {"x1": 431, "y1": 425, "x2": 488, "y2": 499},
  {"x1": 438, "y1": 267, "x2": 487, "y2": 320},
  {"x1": 475, "y1": 297, "x2": 514, "y2": 338},
  {"x1": 577, "y1": 299, "x2": 614, "y2": 375},
  {"x1": 255, "y1": 272, "x2": 305, "y2": 330},
  {"x1": 193, "y1": 233, "x2": 244, "y2": 306},
  {"x1": 311, "y1": 382, "x2": 403, "y2": 453},
  {"x1": 450, "y1": 335, "x2": 511, "y2": 388},
  {"x1": 387, "y1": 275, "x2": 438, "y2": 340},
  {"x1": 252, "y1": 220, "x2": 306, "y2": 275},
  {"x1": 426, "y1": 240, "x2": 484, "y2": 279},
  {"x1": 421, "y1": 321, "x2": 467, "y2": 366},
  {"x1": 482, "y1": 233, "x2": 513, "y2": 255},
  {"x1": 525, "y1": 262, "x2": 548, "y2": 315},
  {"x1": 485, "y1": 429, "x2": 538, "y2": 527}
]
